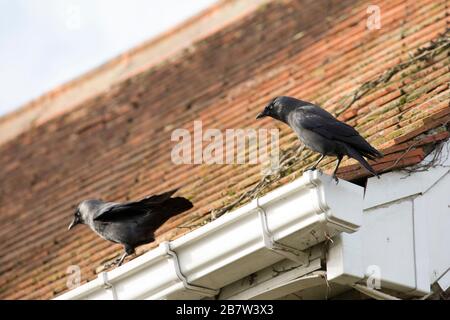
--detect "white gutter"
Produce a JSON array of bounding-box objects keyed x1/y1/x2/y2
[{"x1": 55, "y1": 170, "x2": 363, "y2": 300}]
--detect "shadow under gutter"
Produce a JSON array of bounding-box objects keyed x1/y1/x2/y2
[{"x1": 55, "y1": 170, "x2": 363, "y2": 300}]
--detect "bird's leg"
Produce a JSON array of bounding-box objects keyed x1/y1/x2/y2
[
  {"x1": 117, "y1": 246, "x2": 135, "y2": 267},
  {"x1": 116, "y1": 252, "x2": 128, "y2": 267},
  {"x1": 307, "y1": 154, "x2": 325, "y2": 171},
  {"x1": 332, "y1": 156, "x2": 343, "y2": 184}
]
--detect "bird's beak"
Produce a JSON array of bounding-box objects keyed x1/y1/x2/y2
[
  {"x1": 256, "y1": 111, "x2": 266, "y2": 119},
  {"x1": 257, "y1": 102, "x2": 273, "y2": 119},
  {"x1": 68, "y1": 215, "x2": 80, "y2": 230}
]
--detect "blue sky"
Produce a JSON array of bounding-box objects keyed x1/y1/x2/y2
[{"x1": 0, "y1": 0, "x2": 216, "y2": 117}]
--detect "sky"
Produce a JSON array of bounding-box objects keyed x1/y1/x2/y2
[{"x1": 0, "y1": 0, "x2": 217, "y2": 117}]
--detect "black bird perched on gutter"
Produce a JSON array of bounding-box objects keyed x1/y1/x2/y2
[
  {"x1": 68, "y1": 188, "x2": 193, "y2": 267},
  {"x1": 256, "y1": 96, "x2": 383, "y2": 182}
]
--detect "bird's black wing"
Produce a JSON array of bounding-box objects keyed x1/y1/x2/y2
[
  {"x1": 93, "y1": 202, "x2": 149, "y2": 222},
  {"x1": 93, "y1": 189, "x2": 191, "y2": 223},
  {"x1": 292, "y1": 105, "x2": 382, "y2": 159}
]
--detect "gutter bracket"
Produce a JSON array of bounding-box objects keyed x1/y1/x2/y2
[
  {"x1": 352, "y1": 284, "x2": 401, "y2": 300},
  {"x1": 255, "y1": 198, "x2": 310, "y2": 266},
  {"x1": 99, "y1": 272, "x2": 118, "y2": 300},
  {"x1": 160, "y1": 241, "x2": 219, "y2": 297}
]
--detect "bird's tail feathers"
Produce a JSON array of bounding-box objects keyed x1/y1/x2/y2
[
  {"x1": 361, "y1": 150, "x2": 383, "y2": 161},
  {"x1": 361, "y1": 145, "x2": 384, "y2": 160},
  {"x1": 162, "y1": 197, "x2": 193, "y2": 216},
  {"x1": 346, "y1": 146, "x2": 379, "y2": 177}
]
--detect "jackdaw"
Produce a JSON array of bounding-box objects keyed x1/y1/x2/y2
[
  {"x1": 256, "y1": 96, "x2": 383, "y2": 182},
  {"x1": 68, "y1": 188, "x2": 193, "y2": 267}
]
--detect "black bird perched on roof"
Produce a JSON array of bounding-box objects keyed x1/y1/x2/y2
[
  {"x1": 68, "y1": 189, "x2": 193, "y2": 267},
  {"x1": 256, "y1": 96, "x2": 383, "y2": 182}
]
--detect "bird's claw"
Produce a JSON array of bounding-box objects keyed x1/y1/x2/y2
[
  {"x1": 103, "y1": 257, "x2": 121, "y2": 270},
  {"x1": 332, "y1": 175, "x2": 339, "y2": 184}
]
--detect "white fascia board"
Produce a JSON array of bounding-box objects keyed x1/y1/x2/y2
[
  {"x1": 328, "y1": 198, "x2": 427, "y2": 295},
  {"x1": 328, "y1": 140, "x2": 450, "y2": 296},
  {"x1": 414, "y1": 167, "x2": 450, "y2": 286},
  {"x1": 364, "y1": 141, "x2": 450, "y2": 210},
  {"x1": 55, "y1": 171, "x2": 363, "y2": 300}
]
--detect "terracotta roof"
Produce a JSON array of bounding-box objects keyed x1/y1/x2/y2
[{"x1": 0, "y1": 0, "x2": 449, "y2": 299}]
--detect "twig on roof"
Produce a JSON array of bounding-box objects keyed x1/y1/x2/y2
[
  {"x1": 209, "y1": 144, "x2": 307, "y2": 221},
  {"x1": 400, "y1": 138, "x2": 450, "y2": 178},
  {"x1": 386, "y1": 140, "x2": 421, "y2": 171},
  {"x1": 177, "y1": 145, "x2": 309, "y2": 229},
  {"x1": 335, "y1": 29, "x2": 450, "y2": 117}
]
